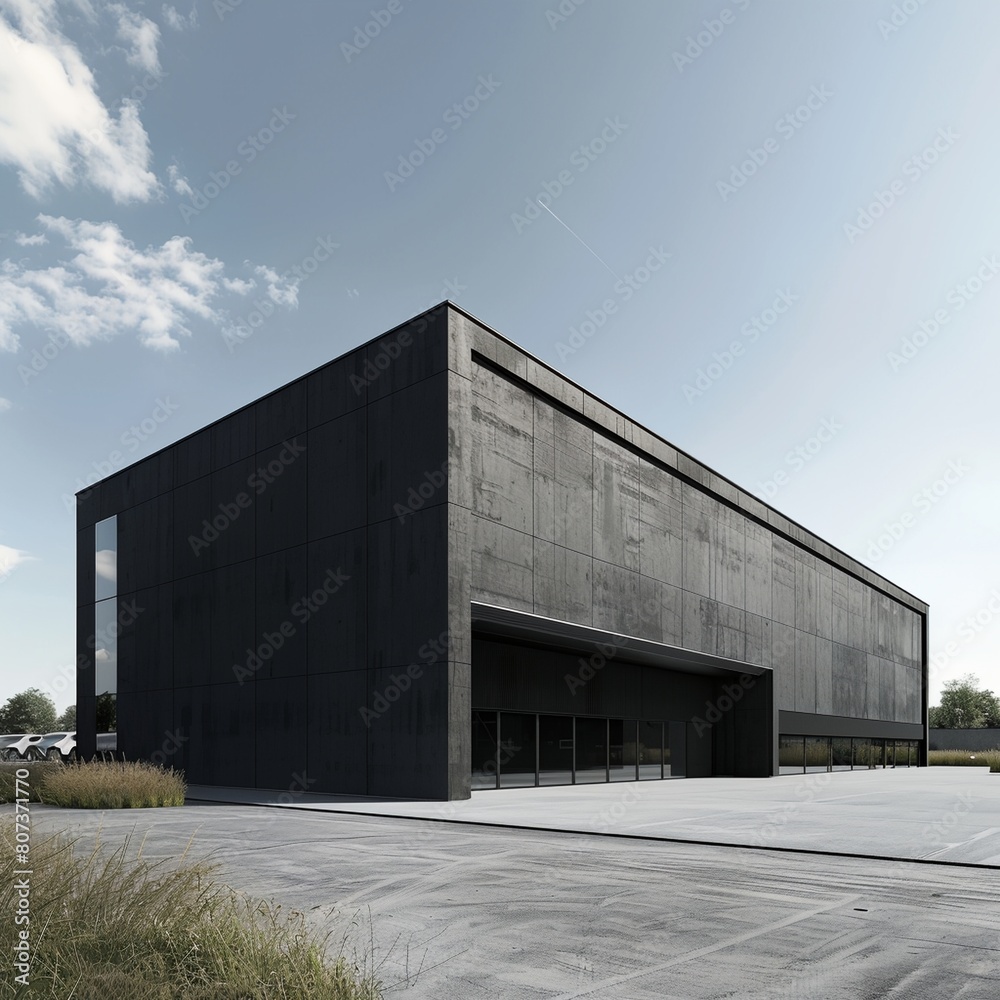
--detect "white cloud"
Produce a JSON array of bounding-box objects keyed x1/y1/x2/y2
[
  {"x1": 167, "y1": 163, "x2": 193, "y2": 198},
  {"x1": 0, "y1": 397, "x2": 10, "y2": 412},
  {"x1": 95, "y1": 548, "x2": 116, "y2": 586},
  {"x1": 0, "y1": 543, "x2": 31, "y2": 581},
  {"x1": 161, "y1": 3, "x2": 197, "y2": 31},
  {"x1": 0, "y1": 2, "x2": 158, "y2": 202},
  {"x1": 0, "y1": 215, "x2": 295, "y2": 353},
  {"x1": 109, "y1": 4, "x2": 161, "y2": 77},
  {"x1": 253, "y1": 263, "x2": 300, "y2": 308},
  {"x1": 14, "y1": 232, "x2": 46, "y2": 246}
]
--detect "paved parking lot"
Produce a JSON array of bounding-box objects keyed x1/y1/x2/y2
[
  {"x1": 187, "y1": 766, "x2": 1000, "y2": 864},
  {"x1": 22, "y1": 768, "x2": 1000, "y2": 997}
]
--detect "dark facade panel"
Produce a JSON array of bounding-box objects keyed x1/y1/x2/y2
[
  {"x1": 254, "y1": 438, "x2": 308, "y2": 557},
  {"x1": 367, "y1": 662, "x2": 450, "y2": 798},
  {"x1": 209, "y1": 458, "x2": 258, "y2": 569},
  {"x1": 257, "y1": 380, "x2": 307, "y2": 453},
  {"x1": 76, "y1": 524, "x2": 95, "y2": 608},
  {"x1": 306, "y1": 529, "x2": 366, "y2": 674},
  {"x1": 779, "y1": 710, "x2": 923, "y2": 741},
  {"x1": 254, "y1": 545, "x2": 309, "y2": 681},
  {"x1": 212, "y1": 408, "x2": 256, "y2": 469},
  {"x1": 255, "y1": 674, "x2": 308, "y2": 791},
  {"x1": 307, "y1": 670, "x2": 369, "y2": 794},
  {"x1": 175, "y1": 682, "x2": 255, "y2": 787},
  {"x1": 174, "y1": 428, "x2": 212, "y2": 487},
  {"x1": 307, "y1": 409, "x2": 367, "y2": 540}
]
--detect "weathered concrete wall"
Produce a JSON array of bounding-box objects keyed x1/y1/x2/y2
[{"x1": 456, "y1": 311, "x2": 925, "y2": 730}]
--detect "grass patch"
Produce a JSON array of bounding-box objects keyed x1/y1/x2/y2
[
  {"x1": 929, "y1": 749, "x2": 1000, "y2": 771},
  {"x1": 0, "y1": 762, "x2": 60, "y2": 803},
  {"x1": 0, "y1": 830, "x2": 382, "y2": 999},
  {"x1": 0, "y1": 760, "x2": 186, "y2": 808}
]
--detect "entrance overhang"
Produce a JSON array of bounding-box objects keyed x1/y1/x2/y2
[{"x1": 471, "y1": 602, "x2": 771, "y2": 681}]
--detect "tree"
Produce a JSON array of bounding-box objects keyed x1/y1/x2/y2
[
  {"x1": 95, "y1": 693, "x2": 116, "y2": 734},
  {"x1": 0, "y1": 688, "x2": 58, "y2": 733},
  {"x1": 929, "y1": 675, "x2": 1000, "y2": 728},
  {"x1": 57, "y1": 705, "x2": 76, "y2": 729}
]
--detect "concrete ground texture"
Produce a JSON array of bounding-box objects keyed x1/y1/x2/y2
[{"x1": 27, "y1": 768, "x2": 1000, "y2": 998}]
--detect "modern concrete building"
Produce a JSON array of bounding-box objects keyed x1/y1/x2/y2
[{"x1": 77, "y1": 303, "x2": 928, "y2": 799}]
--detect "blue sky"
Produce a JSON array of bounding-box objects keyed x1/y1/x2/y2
[{"x1": 1, "y1": 0, "x2": 998, "y2": 714}]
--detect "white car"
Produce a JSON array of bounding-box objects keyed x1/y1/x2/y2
[
  {"x1": 28, "y1": 732, "x2": 77, "y2": 762},
  {"x1": 1, "y1": 734, "x2": 44, "y2": 761}
]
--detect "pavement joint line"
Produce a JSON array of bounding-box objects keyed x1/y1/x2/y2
[{"x1": 182, "y1": 793, "x2": 1000, "y2": 872}]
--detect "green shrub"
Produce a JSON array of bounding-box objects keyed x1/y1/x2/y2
[
  {"x1": 928, "y1": 749, "x2": 1000, "y2": 772},
  {"x1": 0, "y1": 831, "x2": 381, "y2": 999},
  {"x1": 40, "y1": 760, "x2": 187, "y2": 808}
]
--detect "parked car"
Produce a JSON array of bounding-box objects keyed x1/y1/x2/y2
[
  {"x1": 27, "y1": 732, "x2": 77, "y2": 762},
  {"x1": 1, "y1": 735, "x2": 44, "y2": 761}
]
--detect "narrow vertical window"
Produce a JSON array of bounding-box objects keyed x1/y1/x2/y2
[{"x1": 94, "y1": 516, "x2": 117, "y2": 736}]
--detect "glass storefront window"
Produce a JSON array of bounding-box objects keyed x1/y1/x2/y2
[
  {"x1": 574, "y1": 717, "x2": 608, "y2": 783},
  {"x1": 804, "y1": 736, "x2": 830, "y2": 772},
  {"x1": 831, "y1": 737, "x2": 852, "y2": 771},
  {"x1": 638, "y1": 721, "x2": 664, "y2": 780},
  {"x1": 609, "y1": 719, "x2": 637, "y2": 781},
  {"x1": 779, "y1": 735, "x2": 805, "y2": 774},
  {"x1": 471, "y1": 711, "x2": 499, "y2": 789},
  {"x1": 538, "y1": 715, "x2": 573, "y2": 785},
  {"x1": 498, "y1": 712, "x2": 536, "y2": 788}
]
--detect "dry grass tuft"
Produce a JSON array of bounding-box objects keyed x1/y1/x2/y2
[{"x1": 0, "y1": 830, "x2": 382, "y2": 999}]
